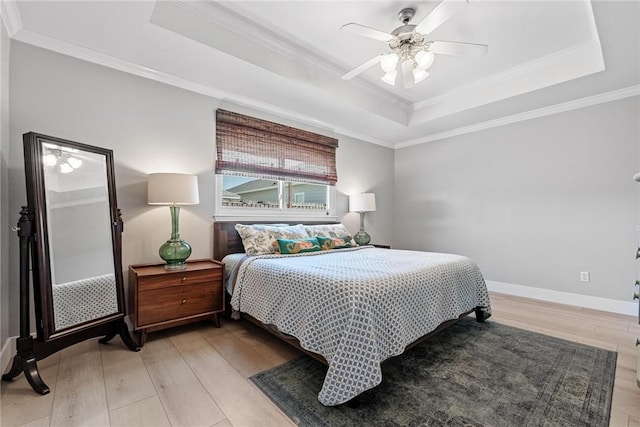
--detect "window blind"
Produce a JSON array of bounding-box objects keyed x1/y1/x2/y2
[{"x1": 215, "y1": 109, "x2": 338, "y2": 185}]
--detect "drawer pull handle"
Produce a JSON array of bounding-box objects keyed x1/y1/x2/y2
[
  {"x1": 182, "y1": 277, "x2": 187, "y2": 282},
  {"x1": 181, "y1": 299, "x2": 186, "y2": 304}
]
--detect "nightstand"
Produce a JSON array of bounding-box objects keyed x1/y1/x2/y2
[
  {"x1": 129, "y1": 259, "x2": 224, "y2": 346},
  {"x1": 371, "y1": 243, "x2": 391, "y2": 249}
]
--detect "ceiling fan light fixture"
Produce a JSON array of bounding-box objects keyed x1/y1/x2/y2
[
  {"x1": 67, "y1": 157, "x2": 83, "y2": 169},
  {"x1": 380, "y1": 53, "x2": 399, "y2": 73},
  {"x1": 341, "y1": 2, "x2": 488, "y2": 88},
  {"x1": 381, "y1": 70, "x2": 397, "y2": 86},
  {"x1": 59, "y1": 162, "x2": 74, "y2": 174},
  {"x1": 413, "y1": 68, "x2": 430, "y2": 84},
  {"x1": 43, "y1": 153, "x2": 57, "y2": 167},
  {"x1": 415, "y1": 50, "x2": 435, "y2": 70}
]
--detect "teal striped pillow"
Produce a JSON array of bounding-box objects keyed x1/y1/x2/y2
[
  {"x1": 275, "y1": 237, "x2": 322, "y2": 254},
  {"x1": 317, "y1": 236, "x2": 353, "y2": 250}
]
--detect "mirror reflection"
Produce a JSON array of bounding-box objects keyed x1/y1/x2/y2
[{"x1": 41, "y1": 142, "x2": 118, "y2": 331}]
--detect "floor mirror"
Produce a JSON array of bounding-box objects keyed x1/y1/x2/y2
[{"x1": 2, "y1": 132, "x2": 138, "y2": 394}]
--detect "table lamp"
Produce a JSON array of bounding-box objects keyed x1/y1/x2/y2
[
  {"x1": 148, "y1": 173, "x2": 199, "y2": 269},
  {"x1": 349, "y1": 193, "x2": 376, "y2": 245}
]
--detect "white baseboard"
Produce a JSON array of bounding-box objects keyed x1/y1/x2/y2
[{"x1": 486, "y1": 280, "x2": 638, "y2": 316}]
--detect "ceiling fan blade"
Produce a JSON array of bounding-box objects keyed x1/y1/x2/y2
[
  {"x1": 401, "y1": 60, "x2": 414, "y2": 89},
  {"x1": 415, "y1": 0, "x2": 468, "y2": 35},
  {"x1": 341, "y1": 23, "x2": 396, "y2": 42},
  {"x1": 342, "y1": 55, "x2": 384, "y2": 80},
  {"x1": 429, "y1": 41, "x2": 488, "y2": 57}
]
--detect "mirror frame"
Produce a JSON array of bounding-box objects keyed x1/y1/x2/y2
[{"x1": 23, "y1": 132, "x2": 126, "y2": 341}]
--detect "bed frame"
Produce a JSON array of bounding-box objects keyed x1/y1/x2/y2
[
  {"x1": 214, "y1": 220, "x2": 342, "y2": 364},
  {"x1": 212, "y1": 221, "x2": 487, "y2": 392}
]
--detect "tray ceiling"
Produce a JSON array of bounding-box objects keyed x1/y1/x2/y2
[{"x1": 2, "y1": 1, "x2": 638, "y2": 147}]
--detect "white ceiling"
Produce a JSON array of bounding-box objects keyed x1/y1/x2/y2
[{"x1": 2, "y1": 1, "x2": 639, "y2": 148}]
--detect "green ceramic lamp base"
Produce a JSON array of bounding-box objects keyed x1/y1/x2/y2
[
  {"x1": 159, "y1": 205, "x2": 192, "y2": 270},
  {"x1": 353, "y1": 230, "x2": 371, "y2": 246},
  {"x1": 159, "y1": 239, "x2": 192, "y2": 270},
  {"x1": 354, "y1": 211, "x2": 371, "y2": 245}
]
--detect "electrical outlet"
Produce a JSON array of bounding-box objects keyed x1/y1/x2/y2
[{"x1": 580, "y1": 272, "x2": 590, "y2": 282}]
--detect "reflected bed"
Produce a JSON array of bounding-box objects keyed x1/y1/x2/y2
[{"x1": 51, "y1": 273, "x2": 119, "y2": 330}]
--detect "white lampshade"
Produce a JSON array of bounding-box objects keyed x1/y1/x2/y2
[
  {"x1": 148, "y1": 173, "x2": 199, "y2": 205},
  {"x1": 380, "y1": 53, "x2": 399, "y2": 73},
  {"x1": 381, "y1": 70, "x2": 397, "y2": 86},
  {"x1": 349, "y1": 193, "x2": 376, "y2": 213},
  {"x1": 413, "y1": 68, "x2": 430, "y2": 84},
  {"x1": 415, "y1": 51, "x2": 435, "y2": 70}
]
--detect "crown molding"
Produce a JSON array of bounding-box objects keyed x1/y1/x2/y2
[
  {"x1": 411, "y1": 1, "x2": 603, "y2": 124},
  {"x1": 395, "y1": 85, "x2": 640, "y2": 149},
  {"x1": 410, "y1": 38, "x2": 604, "y2": 126},
  {"x1": 176, "y1": 2, "x2": 338, "y2": 73},
  {"x1": 12, "y1": 28, "x2": 231, "y2": 99},
  {"x1": 169, "y1": 1, "x2": 412, "y2": 111},
  {"x1": 8, "y1": 25, "x2": 630, "y2": 152},
  {"x1": 6, "y1": 1, "x2": 628, "y2": 152},
  {"x1": 413, "y1": 41, "x2": 600, "y2": 112},
  {"x1": 333, "y1": 127, "x2": 395, "y2": 149},
  {"x1": 11, "y1": 27, "x2": 394, "y2": 149},
  {"x1": 0, "y1": 0, "x2": 22, "y2": 37}
]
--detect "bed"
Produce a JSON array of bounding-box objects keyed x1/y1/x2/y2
[
  {"x1": 51, "y1": 273, "x2": 119, "y2": 330},
  {"x1": 213, "y1": 221, "x2": 491, "y2": 406}
]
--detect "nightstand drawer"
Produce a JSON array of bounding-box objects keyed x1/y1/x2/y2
[
  {"x1": 137, "y1": 281, "x2": 223, "y2": 326},
  {"x1": 137, "y1": 268, "x2": 222, "y2": 292}
]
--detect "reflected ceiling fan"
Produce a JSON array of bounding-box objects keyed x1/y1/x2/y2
[{"x1": 341, "y1": 0, "x2": 488, "y2": 88}]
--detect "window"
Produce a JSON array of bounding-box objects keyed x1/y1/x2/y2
[
  {"x1": 221, "y1": 176, "x2": 329, "y2": 211},
  {"x1": 293, "y1": 191, "x2": 305, "y2": 204},
  {"x1": 215, "y1": 110, "x2": 338, "y2": 218}
]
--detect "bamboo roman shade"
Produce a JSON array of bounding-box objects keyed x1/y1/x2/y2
[{"x1": 215, "y1": 109, "x2": 338, "y2": 185}]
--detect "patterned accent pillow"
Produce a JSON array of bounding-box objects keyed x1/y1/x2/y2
[
  {"x1": 275, "y1": 237, "x2": 322, "y2": 254},
  {"x1": 317, "y1": 236, "x2": 352, "y2": 250},
  {"x1": 235, "y1": 224, "x2": 308, "y2": 255},
  {"x1": 304, "y1": 224, "x2": 356, "y2": 245}
]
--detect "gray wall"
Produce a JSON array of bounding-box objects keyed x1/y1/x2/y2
[
  {"x1": 336, "y1": 134, "x2": 394, "y2": 247},
  {"x1": 1, "y1": 20, "x2": 10, "y2": 354},
  {"x1": 5, "y1": 41, "x2": 394, "y2": 339},
  {"x1": 394, "y1": 97, "x2": 640, "y2": 302}
]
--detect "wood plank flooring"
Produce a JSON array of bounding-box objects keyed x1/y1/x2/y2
[{"x1": 1, "y1": 292, "x2": 638, "y2": 426}]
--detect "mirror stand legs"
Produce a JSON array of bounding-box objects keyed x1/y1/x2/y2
[
  {"x1": 2, "y1": 336, "x2": 50, "y2": 395},
  {"x1": 98, "y1": 319, "x2": 140, "y2": 352},
  {"x1": 2, "y1": 207, "x2": 49, "y2": 394}
]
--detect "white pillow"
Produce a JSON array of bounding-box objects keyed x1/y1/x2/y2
[{"x1": 235, "y1": 224, "x2": 308, "y2": 255}]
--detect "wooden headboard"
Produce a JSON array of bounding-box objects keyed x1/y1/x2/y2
[{"x1": 213, "y1": 221, "x2": 338, "y2": 261}]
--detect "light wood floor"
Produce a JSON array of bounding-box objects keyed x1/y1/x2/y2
[{"x1": 1, "y1": 292, "x2": 639, "y2": 427}]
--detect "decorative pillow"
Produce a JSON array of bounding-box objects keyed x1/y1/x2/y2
[
  {"x1": 275, "y1": 237, "x2": 322, "y2": 254},
  {"x1": 317, "y1": 235, "x2": 353, "y2": 250},
  {"x1": 304, "y1": 224, "x2": 356, "y2": 245},
  {"x1": 235, "y1": 224, "x2": 308, "y2": 255}
]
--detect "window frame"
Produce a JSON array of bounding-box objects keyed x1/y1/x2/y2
[{"x1": 214, "y1": 175, "x2": 337, "y2": 221}]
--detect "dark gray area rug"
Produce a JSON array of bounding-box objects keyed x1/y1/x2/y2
[{"x1": 250, "y1": 317, "x2": 616, "y2": 427}]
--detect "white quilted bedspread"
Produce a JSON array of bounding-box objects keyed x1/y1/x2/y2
[{"x1": 230, "y1": 246, "x2": 491, "y2": 406}]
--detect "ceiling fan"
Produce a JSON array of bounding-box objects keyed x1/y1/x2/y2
[{"x1": 341, "y1": 0, "x2": 488, "y2": 88}]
